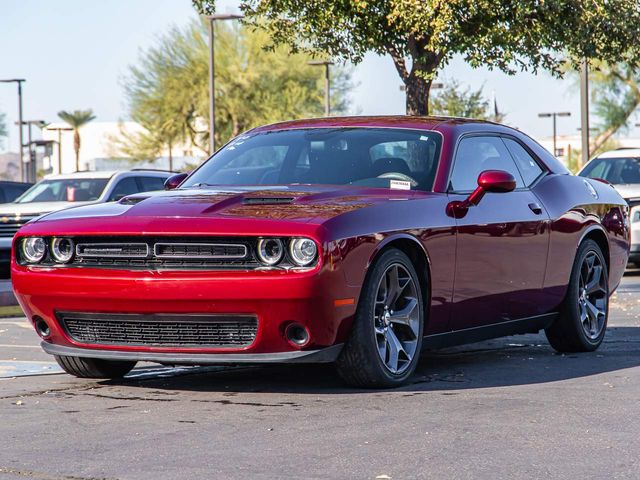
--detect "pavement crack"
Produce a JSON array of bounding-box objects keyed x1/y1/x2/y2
[{"x1": 0, "y1": 466, "x2": 118, "y2": 480}]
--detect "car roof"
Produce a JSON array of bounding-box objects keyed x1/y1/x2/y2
[
  {"x1": 596, "y1": 148, "x2": 640, "y2": 159},
  {"x1": 44, "y1": 170, "x2": 171, "y2": 181},
  {"x1": 249, "y1": 115, "x2": 497, "y2": 134}
]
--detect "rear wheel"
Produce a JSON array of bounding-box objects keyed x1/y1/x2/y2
[
  {"x1": 336, "y1": 249, "x2": 424, "y2": 388},
  {"x1": 545, "y1": 239, "x2": 609, "y2": 352},
  {"x1": 54, "y1": 355, "x2": 137, "y2": 379}
]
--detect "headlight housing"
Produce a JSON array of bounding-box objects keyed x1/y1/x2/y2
[
  {"x1": 257, "y1": 238, "x2": 284, "y2": 265},
  {"x1": 51, "y1": 237, "x2": 74, "y2": 263},
  {"x1": 22, "y1": 237, "x2": 46, "y2": 263},
  {"x1": 289, "y1": 238, "x2": 318, "y2": 266}
]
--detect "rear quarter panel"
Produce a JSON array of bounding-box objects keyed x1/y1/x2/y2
[{"x1": 533, "y1": 174, "x2": 629, "y2": 310}]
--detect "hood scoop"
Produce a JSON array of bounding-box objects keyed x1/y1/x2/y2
[
  {"x1": 242, "y1": 197, "x2": 295, "y2": 205},
  {"x1": 119, "y1": 196, "x2": 150, "y2": 205}
]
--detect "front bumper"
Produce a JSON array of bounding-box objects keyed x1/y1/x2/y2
[
  {"x1": 41, "y1": 342, "x2": 343, "y2": 364},
  {"x1": 12, "y1": 265, "x2": 359, "y2": 362}
]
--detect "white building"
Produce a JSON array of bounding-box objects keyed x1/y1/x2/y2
[{"x1": 41, "y1": 121, "x2": 204, "y2": 174}]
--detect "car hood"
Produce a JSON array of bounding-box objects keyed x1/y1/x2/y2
[
  {"x1": 0, "y1": 201, "x2": 95, "y2": 217},
  {"x1": 611, "y1": 184, "x2": 640, "y2": 201},
  {"x1": 34, "y1": 185, "x2": 424, "y2": 227}
]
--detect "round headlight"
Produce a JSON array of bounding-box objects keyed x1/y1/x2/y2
[
  {"x1": 51, "y1": 237, "x2": 74, "y2": 263},
  {"x1": 22, "y1": 237, "x2": 46, "y2": 263},
  {"x1": 257, "y1": 238, "x2": 284, "y2": 265},
  {"x1": 289, "y1": 238, "x2": 318, "y2": 266}
]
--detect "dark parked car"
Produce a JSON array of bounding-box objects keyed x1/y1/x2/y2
[
  {"x1": 12, "y1": 116, "x2": 629, "y2": 388},
  {"x1": 0, "y1": 181, "x2": 32, "y2": 204}
]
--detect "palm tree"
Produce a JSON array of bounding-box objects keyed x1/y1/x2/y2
[{"x1": 57, "y1": 109, "x2": 96, "y2": 171}]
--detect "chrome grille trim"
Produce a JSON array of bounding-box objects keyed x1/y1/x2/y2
[
  {"x1": 57, "y1": 311, "x2": 258, "y2": 348},
  {"x1": 76, "y1": 243, "x2": 150, "y2": 258},
  {"x1": 153, "y1": 242, "x2": 247, "y2": 259}
]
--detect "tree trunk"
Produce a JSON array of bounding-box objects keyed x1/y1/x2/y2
[
  {"x1": 405, "y1": 74, "x2": 432, "y2": 115},
  {"x1": 168, "y1": 141, "x2": 173, "y2": 172},
  {"x1": 74, "y1": 130, "x2": 80, "y2": 171}
]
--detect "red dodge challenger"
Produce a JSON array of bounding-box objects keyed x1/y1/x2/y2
[{"x1": 12, "y1": 116, "x2": 629, "y2": 387}]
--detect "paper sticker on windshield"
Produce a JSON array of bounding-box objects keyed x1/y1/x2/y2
[{"x1": 390, "y1": 180, "x2": 411, "y2": 190}]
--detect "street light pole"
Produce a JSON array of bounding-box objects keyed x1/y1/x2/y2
[
  {"x1": 580, "y1": 60, "x2": 590, "y2": 167},
  {"x1": 204, "y1": 13, "x2": 244, "y2": 155},
  {"x1": 538, "y1": 111, "x2": 571, "y2": 157},
  {"x1": 308, "y1": 60, "x2": 335, "y2": 116},
  {"x1": 45, "y1": 126, "x2": 73, "y2": 173},
  {"x1": 0, "y1": 79, "x2": 26, "y2": 181}
]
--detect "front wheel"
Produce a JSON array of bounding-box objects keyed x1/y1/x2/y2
[
  {"x1": 55, "y1": 355, "x2": 137, "y2": 379},
  {"x1": 545, "y1": 239, "x2": 609, "y2": 352},
  {"x1": 336, "y1": 249, "x2": 425, "y2": 388}
]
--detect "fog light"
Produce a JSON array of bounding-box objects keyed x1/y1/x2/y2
[
  {"x1": 257, "y1": 238, "x2": 284, "y2": 265},
  {"x1": 51, "y1": 237, "x2": 74, "y2": 263},
  {"x1": 22, "y1": 237, "x2": 46, "y2": 263},
  {"x1": 285, "y1": 323, "x2": 310, "y2": 347},
  {"x1": 33, "y1": 317, "x2": 50, "y2": 338},
  {"x1": 289, "y1": 238, "x2": 317, "y2": 266}
]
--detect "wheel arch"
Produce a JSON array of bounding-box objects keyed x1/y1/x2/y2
[
  {"x1": 367, "y1": 234, "x2": 431, "y2": 316},
  {"x1": 579, "y1": 225, "x2": 610, "y2": 271}
]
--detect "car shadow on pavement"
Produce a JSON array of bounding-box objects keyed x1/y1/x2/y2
[{"x1": 98, "y1": 326, "x2": 640, "y2": 394}]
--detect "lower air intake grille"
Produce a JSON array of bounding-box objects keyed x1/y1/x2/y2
[{"x1": 57, "y1": 312, "x2": 258, "y2": 348}]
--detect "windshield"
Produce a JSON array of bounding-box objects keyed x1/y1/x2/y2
[
  {"x1": 182, "y1": 128, "x2": 443, "y2": 191},
  {"x1": 15, "y1": 178, "x2": 109, "y2": 203},
  {"x1": 580, "y1": 157, "x2": 640, "y2": 184}
]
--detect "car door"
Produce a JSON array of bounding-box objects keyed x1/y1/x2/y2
[{"x1": 448, "y1": 134, "x2": 550, "y2": 330}]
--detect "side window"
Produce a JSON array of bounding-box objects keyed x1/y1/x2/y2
[
  {"x1": 502, "y1": 138, "x2": 544, "y2": 186},
  {"x1": 108, "y1": 177, "x2": 139, "y2": 201},
  {"x1": 138, "y1": 176, "x2": 166, "y2": 192},
  {"x1": 450, "y1": 136, "x2": 525, "y2": 192}
]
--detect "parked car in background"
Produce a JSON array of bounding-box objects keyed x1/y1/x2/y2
[
  {"x1": 0, "y1": 181, "x2": 33, "y2": 204},
  {"x1": 0, "y1": 170, "x2": 171, "y2": 276},
  {"x1": 12, "y1": 116, "x2": 629, "y2": 388},
  {"x1": 579, "y1": 148, "x2": 640, "y2": 266}
]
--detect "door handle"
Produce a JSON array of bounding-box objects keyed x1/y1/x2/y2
[{"x1": 528, "y1": 202, "x2": 543, "y2": 215}]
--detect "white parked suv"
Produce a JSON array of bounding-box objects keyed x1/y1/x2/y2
[
  {"x1": 0, "y1": 170, "x2": 171, "y2": 275},
  {"x1": 579, "y1": 148, "x2": 640, "y2": 266}
]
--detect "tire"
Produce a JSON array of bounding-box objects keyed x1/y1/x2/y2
[
  {"x1": 545, "y1": 239, "x2": 609, "y2": 353},
  {"x1": 54, "y1": 355, "x2": 137, "y2": 379},
  {"x1": 336, "y1": 248, "x2": 425, "y2": 388}
]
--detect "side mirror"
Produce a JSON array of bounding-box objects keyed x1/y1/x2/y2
[
  {"x1": 447, "y1": 170, "x2": 516, "y2": 218},
  {"x1": 164, "y1": 172, "x2": 189, "y2": 190},
  {"x1": 467, "y1": 170, "x2": 517, "y2": 205}
]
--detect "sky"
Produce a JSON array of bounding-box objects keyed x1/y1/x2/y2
[{"x1": 1, "y1": 0, "x2": 633, "y2": 153}]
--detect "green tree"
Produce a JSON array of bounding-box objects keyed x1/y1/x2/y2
[
  {"x1": 57, "y1": 109, "x2": 96, "y2": 171},
  {"x1": 429, "y1": 80, "x2": 495, "y2": 120},
  {"x1": 587, "y1": 62, "x2": 640, "y2": 155},
  {"x1": 118, "y1": 19, "x2": 352, "y2": 158},
  {"x1": 193, "y1": 0, "x2": 640, "y2": 115}
]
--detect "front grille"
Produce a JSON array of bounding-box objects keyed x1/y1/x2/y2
[
  {"x1": 58, "y1": 311, "x2": 258, "y2": 348},
  {"x1": 0, "y1": 215, "x2": 40, "y2": 237},
  {"x1": 68, "y1": 236, "x2": 260, "y2": 270}
]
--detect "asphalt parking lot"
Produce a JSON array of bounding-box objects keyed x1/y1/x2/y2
[{"x1": 1, "y1": 273, "x2": 640, "y2": 480}]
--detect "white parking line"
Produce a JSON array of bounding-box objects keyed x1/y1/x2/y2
[{"x1": 0, "y1": 344, "x2": 39, "y2": 348}]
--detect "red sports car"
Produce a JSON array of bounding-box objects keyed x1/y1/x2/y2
[{"x1": 12, "y1": 117, "x2": 629, "y2": 387}]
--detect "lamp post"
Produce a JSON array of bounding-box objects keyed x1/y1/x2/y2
[
  {"x1": 538, "y1": 111, "x2": 571, "y2": 157},
  {"x1": 204, "y1": 13, "x2": 244, "y2": 154},
  {"x1": 45, "y1": 126, "x2": 73, "y2": 173},
  {"x1": 580, "y1": 60, "x2": 590, "y2": 166},
  {"x1": 0, "y1": 79, "x2": 26, "y2": 181},
  {"x1": 16, "y1": 120, "x2": 46, "y2": 182},
  {"x1": 308, "y1": 60, "x2": 335, "y2": 116}
]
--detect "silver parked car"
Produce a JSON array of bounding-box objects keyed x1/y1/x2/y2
[
  {"x1": 579, "y1": 148, "x2": 640, "y2": 266},
  {"x1": 0, "y1": 170, "x2": 171, "y2": 275}
]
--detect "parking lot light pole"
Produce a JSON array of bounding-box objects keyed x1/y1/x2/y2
[
  {"x1": 0, "y1": 79, "x2": 26, "y2": 181},
  {"x1": 538, "y1": 111, "x2": 571, "y2": 157},
  {"x1": 308, "y1": 60, "x2": 335, "y2": 116},
  {"x1": 45, "y1": 125, "x2": 73, "y2": 173},
  {"x1": 205, "y1": 13, "x2": 244, "y2": 155}
]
